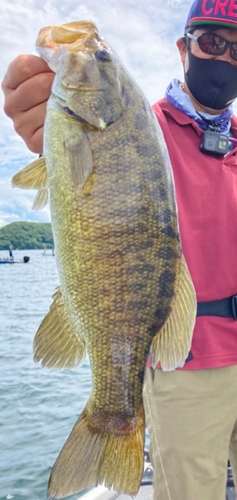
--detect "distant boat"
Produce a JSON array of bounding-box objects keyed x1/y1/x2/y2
[{"x1": 0, "y1": 256, "x2": 30, "y2": 264}]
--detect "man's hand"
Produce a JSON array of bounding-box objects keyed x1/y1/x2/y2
[{"x1": 2, "y1": 54, "x2": 54, "y2": 154}]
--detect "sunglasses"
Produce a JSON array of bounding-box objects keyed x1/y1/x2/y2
[{"x1": 186, "y1": 32, "x2": 237, "y2": 61}]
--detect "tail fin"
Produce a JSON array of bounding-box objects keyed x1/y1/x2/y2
[{"x1": 47, "y1": 406, "x2": 145, "y2": 499}]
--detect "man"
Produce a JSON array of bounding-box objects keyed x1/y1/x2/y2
[
  {"x1": 2, "y1": 1, "x2": 237, "y2": 499},
  {"x1": 143, "y1": 1, "x2": 237, "y2": 499},
  {"x1": 9, "y1": 245, "x2": 13, "y2": 260}
]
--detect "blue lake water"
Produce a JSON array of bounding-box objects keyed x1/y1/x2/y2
[
  {"x1": 0, "y1": 249, "x2": 92, "y2": 500},
  {"x1": 0, "y1": 248, "x2": 150, "y2": 500}
]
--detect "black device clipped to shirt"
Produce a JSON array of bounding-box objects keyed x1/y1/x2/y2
[
  {"x1": 198, "y1": 112, "x2": 230, "y2": 156},
  {"x1": 200, "y1": 129, "x2": 229, "y2": 155}
]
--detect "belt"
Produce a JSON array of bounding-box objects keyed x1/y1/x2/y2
[{"x1": 197, "y1": 295, "x2": 237, "y2": 320}]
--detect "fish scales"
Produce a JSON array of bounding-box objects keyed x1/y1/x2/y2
[{"x1": 12, "y1": 21, "x2": 196, "y2": 500}]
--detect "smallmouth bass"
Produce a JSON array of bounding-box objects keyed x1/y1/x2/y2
[{"x1": 12, "y1": 21, "x2": 196, "y2": 500}]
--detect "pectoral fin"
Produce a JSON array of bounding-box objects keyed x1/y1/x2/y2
[
  {"x1": 66, "y1": 133, "x2": 93, "y2": 190},
  {"x1": 151, "y1": 255, "x2": 196, "y2": 371},
  {"x1": 12, "y1": 156, "x2": 47, "y2": 189},
  {"x1": 12, "y1": 156, "x2": 49, "y2": 210},
  {"x1": 33, "y1": 286, "x2": 86, "y2": 369}
]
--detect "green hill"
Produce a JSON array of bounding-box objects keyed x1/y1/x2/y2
[{"x1": 0, "y1": 222, "x2": 54, "y2": 250}]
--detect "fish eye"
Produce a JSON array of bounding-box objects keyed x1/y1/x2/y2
[{"x1": 95, "y1": 49, "x2": 111, "y2": 62}]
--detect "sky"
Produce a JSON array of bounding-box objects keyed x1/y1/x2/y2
[{"x1": 0, "y1": 0, "x2": 191, "y2": 227}]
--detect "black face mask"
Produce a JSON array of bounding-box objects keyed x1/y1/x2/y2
[{"x1": 184, "y1": 51, "x2": 237, "y2": 110}]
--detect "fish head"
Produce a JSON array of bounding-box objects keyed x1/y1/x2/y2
[{"x1": 36, "y1": 21, "x2": 131, "y2": 130}]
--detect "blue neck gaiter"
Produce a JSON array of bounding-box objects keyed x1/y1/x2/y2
[{"x1": 165, "y1": 79, "x2": 233, "y2": 133}]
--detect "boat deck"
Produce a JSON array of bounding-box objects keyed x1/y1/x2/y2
[{"x1": 78, "y1": 455, "x2": 236, "y2": 500}]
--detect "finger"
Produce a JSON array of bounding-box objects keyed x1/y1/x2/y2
[
  {"x1": 14, "y1": 102, "x2": 48, "y2": 154},
  {"x1": 27, "y1": 125, "x2": 44, "y2": 154},
  {"x1": 3, "y1": 71, "x2": 55, "y2": 117},
  {"x1": 2, "y1": 54, "x2": 53, "y2": 92}
]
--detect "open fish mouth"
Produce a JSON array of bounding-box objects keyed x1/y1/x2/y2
[
  {"x1": 52, "y1": 94, "x2": 102, "y2": 128},
  {"x1": 63, "y1": 106, "x2": 91, "y2": 124},
  {"x1": 62, "y1": 106, "x2": 122, "y2": 128},
  {"x1": 53, "y1": 95, "x2": 122, "y2": 129}
]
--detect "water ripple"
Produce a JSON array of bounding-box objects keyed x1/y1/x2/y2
[{"x1": 0, "y1": 250, "x2": 92, "y2": 500}]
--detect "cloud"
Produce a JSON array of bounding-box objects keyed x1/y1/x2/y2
[
  {"x1": 0, "y1": 0, "x2": 198, "y2": 227},
  {"x1": 0, "y1": 177, "x2": 50, "y2": 227}
]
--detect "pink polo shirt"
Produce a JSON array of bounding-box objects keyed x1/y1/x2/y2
[{"x1": 151, "y1": 98, "x2": 237, "y2": 370}]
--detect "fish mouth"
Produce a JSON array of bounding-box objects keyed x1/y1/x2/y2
[
  {"x1": 62, "y1": 105, "x2": 108, "y2": 130},
  {"x1": 62, "y1": 106, "x2": 91, "y2": 124},
  {"x1": 53, "y1": 95, "x2": 101, "y2": 128},
  {"x1": 52, "y1": 94, "x2": 122, "y2": 129},
  {"x1": 61, "y1": 83, "x2": 105, "y2": 92},
  {"x1": 62, "y1": 107, "x2": 119, "y2": 128}
]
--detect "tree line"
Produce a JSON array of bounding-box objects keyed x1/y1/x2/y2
[{"x1": 0, "y1": 222, "x2": 54, "y2": 250}]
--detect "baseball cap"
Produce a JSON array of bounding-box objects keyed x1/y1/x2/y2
[{"x1": 185, "y1": 0, "x2": 237, "y2": 30}]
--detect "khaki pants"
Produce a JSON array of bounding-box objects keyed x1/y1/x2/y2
[{"x1": 143, "y1": 365, "x2": 237, "y2": 500}]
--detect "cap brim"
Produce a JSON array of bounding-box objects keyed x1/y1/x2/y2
[{"x1": 187, "y1": 17, "x2": 237, "y2": 29}]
